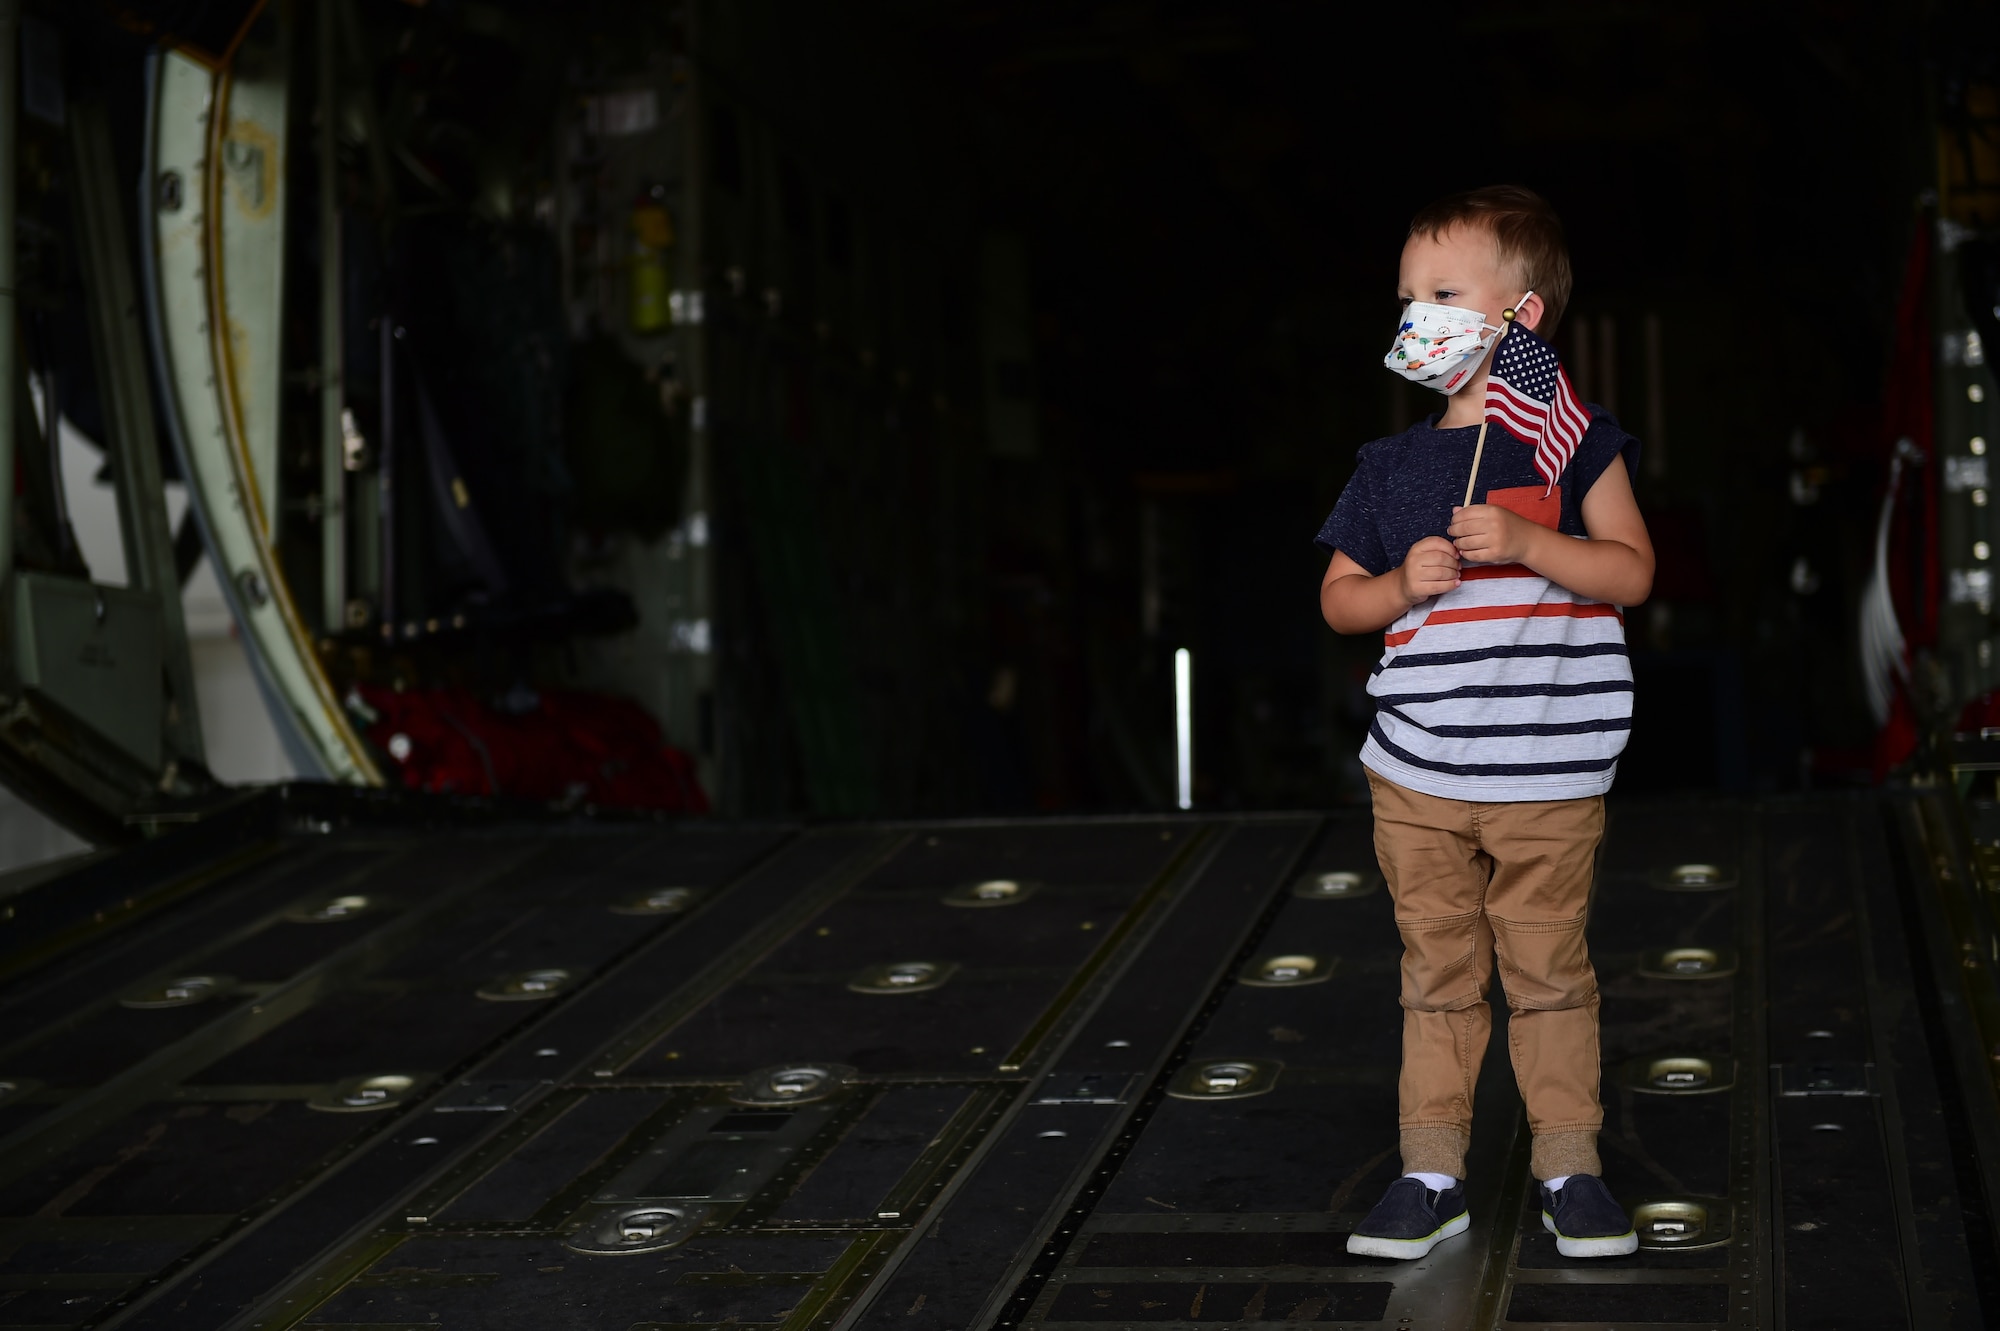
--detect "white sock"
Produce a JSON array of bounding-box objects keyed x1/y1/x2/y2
[
  {"x1": 1543, "y1": 1174, "x2": 1571, "y2": 1191},
  {"x1": 1404, "y1": 1171, "x2": 1457, "y2": 1191}
]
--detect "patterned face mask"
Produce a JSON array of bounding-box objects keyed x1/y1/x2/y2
[{"x1": 1382, "y1": 300, "x2": 1503, "y2": 396}]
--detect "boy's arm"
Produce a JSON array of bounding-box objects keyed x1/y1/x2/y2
[
  {"x1": 1320, "y1": 538, "x2": 1463, "y2": 634},
  {"x1": 1446, "y1": 460, "x2": 1654, "y2": 605}
]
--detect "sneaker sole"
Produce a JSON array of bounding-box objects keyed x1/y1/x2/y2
[
  {"x1": 1541, "y1": 1210, "x2": 1639, "y2": 1257},
  {"x1": 1345, "y1": 1211, "x2": 1469, "y2": 1260}
]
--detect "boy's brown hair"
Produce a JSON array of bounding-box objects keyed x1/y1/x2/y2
[{"x1": 1408, "y1": 185, "x2": 1572, "y2": 336}]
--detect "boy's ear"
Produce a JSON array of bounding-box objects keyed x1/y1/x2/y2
[{"x1": 1515, "y1": 291, "x2": 1546, "y2": 332}]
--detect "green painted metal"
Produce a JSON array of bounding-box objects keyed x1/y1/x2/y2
[
  {"x1": 728, "y1": 429, "x2": 877, "y2": 816},
  {"x1": 10, "y1": 572, "x2": 164, "y2": 769},
  {"x1": 0, "y1": 0, "x2": 18, "y2": 595},
  {"x1": 68, "y1": 99, "x2": 205, "y2": 768},
  {"x1": 317, "y1": 0, "x2": 346, "y2": 635}
]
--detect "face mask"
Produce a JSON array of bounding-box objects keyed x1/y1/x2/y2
[{"x1": 1383, "y1": 300, "x2": 1503, "y2": 395}]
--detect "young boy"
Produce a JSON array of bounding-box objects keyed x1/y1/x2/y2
[{"x1": 1317, "y1": 186, "x2": 1655, "y2": 1261}]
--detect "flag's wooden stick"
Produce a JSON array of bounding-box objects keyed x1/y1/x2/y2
[
  {"x1": 1461, "y1": 296, "x2": 1531, "y2": 507},
  {"x1": 1461, "y1": 419, "x2": 1490, "y2": 508}
]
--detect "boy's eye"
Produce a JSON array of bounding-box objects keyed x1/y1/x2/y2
[{"x1": 1433, "y1": 290, "x2": 1458, "y2": 303}]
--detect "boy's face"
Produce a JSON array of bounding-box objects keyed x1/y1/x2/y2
[
  {"x1": 1396, "y1": 225, "x2": 1533, "y2": 334},
  {"x1": 1394, "y1": 224, "x2": 1538, "y2": 405}
]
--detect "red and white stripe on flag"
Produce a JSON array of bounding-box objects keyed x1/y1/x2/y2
[{"x1": 1488, "y1": 367, "x2": 1589, "y2": 496}]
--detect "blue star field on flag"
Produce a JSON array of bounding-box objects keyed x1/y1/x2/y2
[{"x1": 1484, "y1": 321, "x2": 1591, "y2": 496}]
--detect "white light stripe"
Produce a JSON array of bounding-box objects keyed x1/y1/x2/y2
[{"x1": 1174, "y1": 648, "x2": 1193, "y2": 810}]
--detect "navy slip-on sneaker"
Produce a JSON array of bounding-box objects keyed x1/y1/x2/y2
[
  {"x1": 1539, "y1": 1175, "x2": 1639, "y2": 1257},
  {"x1": 1345, "y1": 1176, "x2": 1470, "y2": 1259}
]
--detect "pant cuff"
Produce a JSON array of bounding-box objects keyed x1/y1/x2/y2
[
  {"x1": 1400, "y1": 1126, "x2": 1469, "y2": 1178},
  {"x1": 1531, "y1": 1130, "x2": 1600, "y2": 1180}
]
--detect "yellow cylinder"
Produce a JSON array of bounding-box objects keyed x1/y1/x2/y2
[{"x1": 629, "y1": 191, "x2": 674, "y2": 333}]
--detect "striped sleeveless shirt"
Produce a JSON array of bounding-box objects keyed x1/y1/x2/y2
[{"x1": 1316, "y1": 410, "x2": 1640, "y2": 801}]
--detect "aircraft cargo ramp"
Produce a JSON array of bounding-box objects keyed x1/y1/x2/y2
[{"x1": 1, "y1": 790, "x2": 1996, "y2": 1330}]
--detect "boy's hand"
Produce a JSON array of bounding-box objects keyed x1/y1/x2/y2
[
  {"x1": 1448, "y1": 504, "x2": 1535, "y2": 565},
  {"x1": 1396, "y1": 536, "x2": 1461, "y2": 604}
]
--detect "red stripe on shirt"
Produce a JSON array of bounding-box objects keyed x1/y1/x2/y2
[
  {"x1": 1384, "y1": 599, "x2": 1622, "y2": 646},
  {"x1": 1429, "y1": 601, "x2": 1622, "y2": 628}
]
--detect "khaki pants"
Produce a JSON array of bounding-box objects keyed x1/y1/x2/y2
[{"x1": 1366, "y1": 770, "x2": 1605, "y2": 1182}]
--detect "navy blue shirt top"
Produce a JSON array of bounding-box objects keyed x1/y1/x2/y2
[{"x1": 1315, "y1": 408, "x2": 1641, "y2": 575}]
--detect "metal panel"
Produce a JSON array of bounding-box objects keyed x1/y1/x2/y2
[
  {"x1": 1935, "y1": 225, "x2": 2000, "y2": 703},
  {"x1": 1000, "y1": 817, "x2": 1519, "y2": 1331},
  {"x1": 12, "y1": 573, "x2": 163, "y2": 768},
  {"x1": 772, "y1": 1088, "x2": 974, "y2": 1223},
  {"x1": 314, "y1": 0, "x2": 345, "y2": 635},
  {"x1": 864, "y1": 820, "x2": 1323, "y2": 1331},
  {"x1": 211, "y1": 14, "x2": 289, "y2": 535},
  {"x1": 0, "y1": 0, "x2": 17, "y2": 594},
  {"x1": 66, "y1": 100, "x2": 203, "y2": 768},
  {"x1": 142, "y1": 47, "x2": 378, "y2": 784}
]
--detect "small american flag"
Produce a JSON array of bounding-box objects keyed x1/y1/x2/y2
[{"x1": 1485, "y1": 321, "x2": 1591, "y2": 496}]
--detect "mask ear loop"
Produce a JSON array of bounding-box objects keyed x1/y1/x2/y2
[
  {"x1": 1460, "y1": 290, "x2": 1536, "y2": 508},
  {"x1": 1500, "y1": 289, "x2": 1537, "y2": 327}
]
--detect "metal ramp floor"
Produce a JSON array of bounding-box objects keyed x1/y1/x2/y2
[{"x1": 0, "y1": 790, "x2": 1994, "y2": 1329}]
